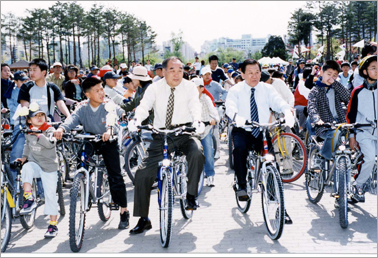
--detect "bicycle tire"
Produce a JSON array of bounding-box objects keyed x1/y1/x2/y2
[
  {"x1": 179, "y1": 163, "x2": 193, "y2": 219},
  {"x1": 305, "y1": 145, "x2": 325, "y2": 204},
  {"x1": 69, "y1": 173, "x2": 86, "y2": 252},
  {"x1": 368, "y1": 164, "x2": 377, "y2": 195},
  {"x1": 57, "y1": 150, "x2": 69, "y2": 186},
  {"x1": 57, "y1": 171, "x2": 65, "y2": 216},
  {"x1": 124, "y1": 139, "x2": 152, "y2": 184},
  {"x1": 1, "y1": 195, "x2": 12, "y2": 253},
  {"x1": 228, "y1": 131, "x2": 234, "y2": 169},
  {"x1": 20, "y1": 179, "x2": 37, "y2": 230},
  {"x1": 261, "y1": 165, "x2": 285, "y2": 240},
  {"x1": 97, "y1": 169, "x2": 112, "y2": 222},
  {"x1": 197, "y1": 170, "x2": 205, "y2": 196},
  {"x1": 272, "y1": 132, "x2": 307, "y2": 183},
  {"x1": 337, "y1": 157, "x2": 348, "y2": 229},
  {"x1": 159, "y1": 171, "x2": 173, "y2": 248},
  {"x1": 234, "y1": 174, "x2": 252, "y2": 214}
]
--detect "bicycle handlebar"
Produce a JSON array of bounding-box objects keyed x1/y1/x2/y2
[{"x1": 137, "y1": 124, "x2": 196, "y2": 134}]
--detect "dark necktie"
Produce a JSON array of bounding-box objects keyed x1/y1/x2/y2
[
  {"x1": 165, "y1": 87, "x2": 176, "y2": 128},
  {"x1": 250, "y1": 88, "x2": 260, "y2": 138}
]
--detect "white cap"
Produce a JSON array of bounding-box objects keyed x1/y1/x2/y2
[
  {"x1": 120, "y1": 63, "x2": 128, "y2": 69},
  {"x1": 52, "y1": 62, "x2": 62, "y2": 67},
  {"x1": 191, "y1": 78, "x2": 204, "y2": 87},
  {"x1": 201, "y1": 66, "x2": 211, "y2": 75}
]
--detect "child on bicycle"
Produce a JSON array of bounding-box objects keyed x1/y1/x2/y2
[
  {"x1": 347, "y1": 55, "x2": 377, "y2": 203},
  {"x1": 16, "y1": 103, "x2": 59, "y2": 238},
  {"x1": 54, "y1": 77, "x2": 130, "y2": 230},
  {"x1": 307, "y1": 60, "x2": 351, "y2": 207}
]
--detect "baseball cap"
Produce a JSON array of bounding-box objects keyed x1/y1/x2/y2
[
  {"x1": 103, "y1": 71, "x2": 121, "y2": 80},
  {"x1": 201, "y1": 66, "x2": 211, "y2": 75},
  {"x1": 14, "y1": 71, "x2": 29, "y2": 81},
  {"x1": 191, "y1": 78, "x2": 204, "y2": 87},
  {"x1": 231, "y1": 72, "x2": 239, "y2": 78},
  {"x1": 223, "y1": 64, "x2": 229, "y2": 68},
  {"x1": 227, "y1": 69, "x2": 234, "y2": 73},
  {"x1": 153, "y1": 63, "x2": 163, "y2": 70},
  {"x1": 260, "y1": 70, "x2": 271, "y2": 82},
  {"x1": 28, "y1": 106, "x2": 46, "y2": 118},
  {"x1": 341, "y1": 62, "x2": 351, "y2": 68},
  {"x1": 90, "y1": 66, "x2": 99, "y2": 71},
  {"x1": 52, "y1": 62, "x2": 62, "y2": 68}
]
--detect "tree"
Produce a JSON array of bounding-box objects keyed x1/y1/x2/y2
[
  {"x1": 261, "y1": 36, "x2": 288, "y2": 60},
  {"x1": 164, "y1": 30, "x2": 184, "y2": 61},
  {"x1": 1, "y1": 12, "x2": 19, "y2": 63}
]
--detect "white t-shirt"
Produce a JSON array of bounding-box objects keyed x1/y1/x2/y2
[
  {"x1": 193, "y1": 62, "x2": 201, "y2": 71},
  {"x1": 145, "y1": 64, "x2": 153, "y2": 71}
]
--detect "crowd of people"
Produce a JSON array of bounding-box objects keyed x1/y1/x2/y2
[{"x1": 1, "y1": 41, "x2": 376, "y2": 240}]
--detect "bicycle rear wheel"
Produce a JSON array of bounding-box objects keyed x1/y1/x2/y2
[
  {"x1": 305, "y1": 145, "x2": 325, "y2": 204},
  {"x1": 159, "y1": 171, "x2": 173, "y2": 248},
  {"x1": 124, "y1": 139, "x2": 152, "y2": 184},
  {"x1": 337, "y1": 157, "x2": 348, "y2": 229},
  {"x1": 197, "y1": 170, "x2": 205, "y2": 196},
  {"x1": 97, "y1": 169, "x2": 112, "y2": 222},
  {"x1": 261, "y1": 165, "x2": 284, "y2": 240},
  {"x1": 234, "y1": 174, "x2": 252, "y2": 214},
  {"x1": 179, "y1": 169, "x2": 193, "y2": 219},
  {"x1": 57, "y1": 149, "x2": 69, "y2": 186},
  {"x1": 272, "y1": 132, "x2": 307, "y2": 183},
  {"x1": 69, "y1": 173, "x2": 86, "y2": 252},
  {"x1": 228, "y1": 131, "x2": 234, "y2": 169},
  {"x1": 1, "y1": 194, "x2": 12, "y2": 253}
]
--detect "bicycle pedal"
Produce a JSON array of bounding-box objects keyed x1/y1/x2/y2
[
  {"x1": 330, "y1": 193, "x2": 339, "y2": 198},
  {"x1": 109, "y1": 203, "x2": 119, "y2": 210}
]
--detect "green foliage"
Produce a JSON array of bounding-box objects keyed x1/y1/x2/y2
[
  {"x1": 204, "y1": 48, "x2": 245, "y2": 66},
  {"x1": 261, "y1": 36, "x2": 288, "y2": 60}
]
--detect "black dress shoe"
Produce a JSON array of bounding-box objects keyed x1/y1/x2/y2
[
  {"x1": 118, "y1": 211, "x2": 130, "y2": 230},
  {"x1": 185, "y1": 193, "x2": 199, "y2": 210},
  {"x1": 284, "y1": 210, "x2": 293, "y2": 225},
  {"x1": 129, "y1": 218, "x2": 152, "y2": 234}
]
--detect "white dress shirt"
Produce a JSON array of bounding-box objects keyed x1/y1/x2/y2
[
  {"x1": 104, "y1": 85, "x2": 126, "y2": 106},
  {"x1": 135, "y1": 78, "x2": 202, "y2": 128},
  {"x1": 271, "y1": 78, "x2": 295, "y2": 107},
  {"x1": 225, "y1": 81, "x2": 291, "y2": 127}
]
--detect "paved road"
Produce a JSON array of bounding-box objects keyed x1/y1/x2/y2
[{"x1": 4, "y1": 141, "x2": 377, "y2": 254}]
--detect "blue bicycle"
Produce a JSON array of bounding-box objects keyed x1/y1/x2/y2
[{"x1": 137, "y1": 124, "x2": 198, "y2": 248}]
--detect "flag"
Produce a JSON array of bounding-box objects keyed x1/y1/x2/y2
[
  {"x1": 317, "y1": 45, "x2": 324, "y2": 53},
  {"x1": 339, "y1": 44, "x2": 346, "y2": 51},
  {"x1": 293, "y1": 45, "x2": 299, "y2": 58},
  {"x1": 336, "y1": 50, "x2": 346, "y2": 60},
  {"x1": 300, "y1": 45, "x2": 310, "y2": 53},
  {"x1": 352, "y1": 39, "x2": 365, "y2": 48}
]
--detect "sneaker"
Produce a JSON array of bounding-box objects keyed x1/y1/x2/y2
[
  {"x1": 281, "y1": 168, "x2": 294, "y2": 175},
  {"x1": 351, "y1": 185, "x2": 365, "y2": 203},
  {"x1": 236, "y1": 187, "x2": 249, "y2": 202},
  {"x1": 207, "y1": 176, "x2": 215, "y2": 187},
  {"x1": 20, "y1": 199, "x2": 37, "y2": 215},
  {"x1": 44, "y1": 225, "x2": 58, "y2": 238},
  {"x1": 311, "y1": 155, "x2": 324, "y2": 172},
  {"x1": 214, "y1": 152, "x2": 220, "y2": 160},
  {"x1": 118, "y1": 211, "x2": 130, "y2": 230},
  {"x1": 284, "y1": 210, "x2": 293, "y2": 224}
]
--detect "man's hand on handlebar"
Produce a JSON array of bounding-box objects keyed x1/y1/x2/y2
[
  {"x1": 54, "y1": 127, "x2": 65, "y2": 140},
  {"x1": 16, "y1": 157, "x2": 27, "y2": 165}
]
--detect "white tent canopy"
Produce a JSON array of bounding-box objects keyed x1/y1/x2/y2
[
  {"x1": 271, "y1": 57, "x2": 289, "y2": 65},
  {"x1": 258, "y1": 57, "x2": 272, "y2": 64}
]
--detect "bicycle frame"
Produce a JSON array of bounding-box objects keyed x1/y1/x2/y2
[{"x1": 157, "y1": 133, "x2": 174, "y2": 208}]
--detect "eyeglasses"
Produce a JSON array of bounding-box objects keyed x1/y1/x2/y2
[{"x1": 367, "y1": 67, "x2": 377, "y2": 71}]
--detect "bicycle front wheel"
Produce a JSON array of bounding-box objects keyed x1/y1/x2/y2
[
  {"x1": 97, "y1": 169, "x2": 112, "y2": 222},
  {"x1": 57, "y1": 171, "x2": 65, "y2": 216},
  {"x1": 1, "y1": 195, "x2": 12, "y2": 253},
  {"x1": 124, "y1": 139, "x2": 152, "y2": 184},
  {"x1": 179, "y1": 169, "x2": 193, "y2": 219},
  {"x1": 261, "y1": 165, "x2": 285, "y2": 240},
  {"x1": 20, "y1": 179, "x2": 37, "y2": 230},
  {"x1": 272, "y1": 132, "x2": 307, "y2": 183},
  {"x1": 228, "y1": 131, "x2": 234, "y2": 169},
  {"x1": 69, "y1": 173, "x2": 86, "y2": 252},
  {"x1": 159, "y1": 171, "x2": 173, "y2": 248},
  {"x1": 305, "y1": 145, "x2": 325, "y2": 204},
  {"x1": 197, "y1": 170, "x2": 205, "y2": 196},
  {"x1": 56, "y1": 149, "x2": 69, "y2": 186},
  {"x1": 337, "y1": 157, "x2": 348, "y2": 229}
]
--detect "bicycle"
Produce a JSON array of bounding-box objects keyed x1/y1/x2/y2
[
  {"x1": 232, "y1": 119, "x2": 285, "y2": 240},
  {"x1": 137, "y1": 124, "x2": 199, "y2": 248},
  {"x1": 305, "y1": 121, "x2": 376, "y2": 229},
  {"x1": 68, "y1": 133, "x2": 117, "y2": 252}
]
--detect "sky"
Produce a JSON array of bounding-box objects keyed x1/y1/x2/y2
[{"x1": 1, "y1": 1, "x2": 307, "y2": 52}]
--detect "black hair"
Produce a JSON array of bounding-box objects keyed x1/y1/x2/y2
[
  {"x1": 272, "y1": 71, "x2": 284, "y2": 78},
  {"x1": 267, "y1": 68, "x2": 276, "y2": 75},
  {"x1": 29, "y1": 59, "x2": 48, "y2": 75},
  {"x1": 351, "y1": 61, "x2": 358, "y2": 66},
  {"x1": 241, "y1": 59, "x2": 261, "y2": 73},
  {"x1": 190, "y1": 74, "x2": 199, "y2": 80},
  {"x1": 208, "y1": 55, "x2": 218, "y2": 63},
  {"x1": 322, "y1": 60, "x2": 341, "y2": 73},
  {"x1": 162, "y1": 56, "x2": 183, "y2": 70},
  {"x1": 121, "y1": 70, "x2": 128, "y2": 76},
  {"x1": 201, "y1": 60, "x2": 205, "y2": 66},
  {"x1": 64, "y1": 64, "x2": 78, "y2": 81},
  {"x1": 140, "y1": 80, "x2": 152, "y2": 88},
  {"x1": 361, "y1": 42, "x2": 377, "y2": 58},
  {"x1": 123, "y1": 76, "x2": 132, "y2": 84},
  {"x1": 302, "y1": 67, "x2": 312, "y2": 80},
  {"x1": 82, "y1": 77, "x2": 103, "y2": 92},
  {"x1": 340, "y1": 62, "x2": 350, "y2": 68},
  {"x1": 1, "y1": 63, "x2": 10, "y2": 71}
]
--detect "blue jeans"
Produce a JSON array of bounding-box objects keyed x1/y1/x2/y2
[
  {"x1": 319, "y1": 129, "x2": 341, "y2": 161},
  {"x1": 201, "y1": 132, "x2": 215, "y2": 177},
  {"x1": 10, "y1": 125, "x2": 44, "y2": 197},
  {"x1": 306, "y1": 117, "x2": 315, "y2": 137}
]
